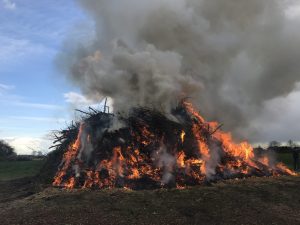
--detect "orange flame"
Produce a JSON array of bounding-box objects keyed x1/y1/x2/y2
[
  {"x1": 180, "y1": 131, "x2": 185, "y2": 143},
  {"x1": 52, "y1": 123, "x2": 84, "y2": 188},
  {"x1": 53, "y1": 102, "x2": 295, "y2": 189}
]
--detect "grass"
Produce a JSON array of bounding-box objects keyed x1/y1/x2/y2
[
  {"x1": 0, "y1": 157, "x2": 299, "y2": 224},
  {"x1": 1, "y1": 176, "x2": 300, "y2": 225},
  {"x1": 0, "y1": 160, "x2": 45, "y2": 181}
]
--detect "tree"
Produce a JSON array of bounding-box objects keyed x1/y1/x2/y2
[
  {"x1": 0, "y1": 140, "x2": 16, "y2": 160},
  {"x1": 288, "y1": 139, "x2": 297, "y2": 148},
  {"x1": 269, "y1": 140, "x2": 281, "y2": 147}
]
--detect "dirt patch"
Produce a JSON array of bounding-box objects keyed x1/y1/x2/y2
[{"x1": 0, "y1": 176, "x2": 300, "y2": 225}]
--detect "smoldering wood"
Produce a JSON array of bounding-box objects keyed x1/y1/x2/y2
[
  {"x1": 75, "y1": 109, "x2": 93, "y2": 116},
  {"x1": 210, "y1": 124, "x2": 223, "y2": 135},
  {"x1": 49, "y1": 102, "x2": 292, "y2": 190}
]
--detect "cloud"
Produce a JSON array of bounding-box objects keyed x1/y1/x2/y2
[
  {"x1": 249, "y1": 83, "x2": 300, "y2": 142},
  {"x1": 64, "y1": 91, "x2": 94, "y2": 106},
  {"x1": 2, "y1": 0, "x2": 16, "y2": 10},
  {"x1": 8, "y1": 116, "x2": 65, "y2": 123},
  {"x1": 12, "y1": 102, "x2": 64, "y2": 110},
  {"x1": 0, "y1": 83, "x2": 15, "y2": 99},
  {"x1": 5, "y1": 136, "x2": 52, "y2": 155},
  {"x1": 0, "y1": 83, "x2": 63, "y2": 111},
  {"x1": 285, "y1": 2, "x2": 300, "y2": 19},
  {"x1": 0, "y1": 83, "x2": 15, "y2": 93},
  {"x1": 0, "y1": 36, "x2": 56, "y2": 66},
  {"x1": 64, "y1": 91, "x2": 113, "y2": 112}
]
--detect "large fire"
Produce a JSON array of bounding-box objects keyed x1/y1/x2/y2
[{"x1": 53, "y1": 101, "x2": 295, "y2": 189}]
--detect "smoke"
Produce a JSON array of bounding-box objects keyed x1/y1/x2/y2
[
  {"x1": 152, "y1": 145, "x2": 176, "y2": 185},
  {"x1": 77, "y1": 126, "x2": 93, "y2": 162},
  {"x1": 59, "y1": 0, "x2": 300, "y2": 139},
  {"x1": 205, "y1": 142, "x2": 222, "y2": 179}
]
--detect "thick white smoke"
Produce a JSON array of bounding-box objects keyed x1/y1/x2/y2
[{"x1": 59, "y1": 0, "x2": 300, "y2": 140}]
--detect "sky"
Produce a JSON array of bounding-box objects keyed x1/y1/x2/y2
[
  {"x1": 0, "y1": 0, "x2": 103, "y2": 154},
  {"x1": 0, "y1": 0, "x2": 300, "y2": 154}
]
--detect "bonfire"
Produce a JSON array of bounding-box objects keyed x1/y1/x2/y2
[{"x1": 52, "y1": 101, "x2": 295, "y2": 190}]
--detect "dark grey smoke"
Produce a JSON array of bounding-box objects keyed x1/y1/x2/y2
[{"x1": 59, "y1": 0, "x2": 300, "y2": 140}]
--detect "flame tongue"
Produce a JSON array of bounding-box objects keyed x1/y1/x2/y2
[
  {"x1": 53, "y1": 123, "x2": 85, "y2": 188},
  {"x1": 52, "y1": 102, "x2": 295, "y2": 189}
]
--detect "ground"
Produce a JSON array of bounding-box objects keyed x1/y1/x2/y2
[
  {"x1": 1, "y1": 175, "x2": 300, "y2": 224},
  {"x1": 0, "y1": 158, "x2": 300, "y2": 225},
  {"x1": 0, "y1": 160, "x2": 45, "y2": 181}
]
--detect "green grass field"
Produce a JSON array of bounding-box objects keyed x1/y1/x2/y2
[{"x1": 0, "y1": 160, "x2": 45, "y2": 181}]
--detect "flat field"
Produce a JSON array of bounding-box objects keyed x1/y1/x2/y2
[
  {"x1": 0, "y1": 159, "x2": 299, "y2": 225},
  {"x1": 0, "y1": 175, "x2": 300, "y2": 225},
  {"x1": 0, "y1": 160, "x2": 45, "y2": 181}
]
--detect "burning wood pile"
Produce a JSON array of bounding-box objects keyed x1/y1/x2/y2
[{"x1": 52, "y1": 101, "x2": 295, "y2": 190}]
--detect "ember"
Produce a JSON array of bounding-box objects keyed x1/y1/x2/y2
[{"x1": 52, "y1": 101, "x2": 295, "y2": 189}]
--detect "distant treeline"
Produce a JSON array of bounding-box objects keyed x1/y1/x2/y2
[
  {"x1": 0, "y1": 140, "x2": 16, "y2": 161},
  {"x1": 270, "y1": 146, "x2": 298, "y2": 153},
  {"x1": 254, "y1": 146, "x2": 300, "y2": 155},
  {"x1": 0, "y1": 139, "x2": 46, "y2": 161}
]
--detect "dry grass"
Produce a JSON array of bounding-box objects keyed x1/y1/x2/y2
[{"x1": 0, "y1": 175, "x2": 300, "y2": 225}]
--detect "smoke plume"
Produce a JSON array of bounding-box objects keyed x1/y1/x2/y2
[{"x1": 60, "y1": 0, "x2": 300, "y2": 140}]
